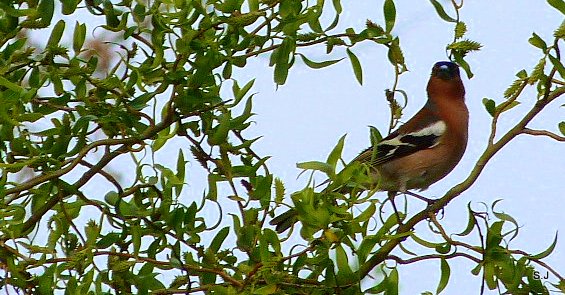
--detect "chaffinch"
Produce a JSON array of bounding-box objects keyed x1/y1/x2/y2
[{"x1": 271, "y1": 61, "x2": 468, "y2": 233}]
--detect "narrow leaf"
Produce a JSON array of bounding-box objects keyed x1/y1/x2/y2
[
  {"x1": 456, "y1": 202, "x2": 477, "y2": 237},
  {"x1": 528, "y1": 232, "x2": 558, "y2": 260},
  {"x1": 429, "y1": 0, "x2": 457, "y2": 22},
  {"x1": 548, "y1": 0, "x2": 565, "y2": 15},
  {"x1": 383, "y1": 0, "x2": 396, "y2": 32},
  {"x1": 296, "y1": 161, "x2": 333, "y2": 177},
  {"x1": 47, "y1": 20, "x2": 65, "y2": 47},
  {"x1": 298, "y1": 53, "x2": 343, "y2": 69},
  {"x1": 436, "y1": 258, "x2": 451, "y2": 294},
  {"x1": 496, "y1": 101, "x2": 520, "y2": 114},
  {"x1": 326, "y1": 135, "x2": 346, "y2": 171},
  {"x1": 346, "y1": 48, "x2": 363, "y2": 85},
  {"x1": 209, "y1": 227, "x2": 230, "y2": 253},
  {"x1": 332, "y1": 0, "x2": 342, "y2": 14},
  {"x1": 335, "y1": 244, "x2": 353, "y2": 278},
  {"x1": 73, "y1": 22, "x2": 86, "y2": 54},
  {"x1": 549, "y1": 54, "x2": 565, "y2": 79}
]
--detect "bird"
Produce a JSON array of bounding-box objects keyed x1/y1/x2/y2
[{"x1": 270, "y1": 61, "x2": 469, "y2": 233}]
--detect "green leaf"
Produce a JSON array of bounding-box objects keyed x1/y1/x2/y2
[
  {"x1": 435, "y1": 243, "x2": 451, "y2": 254},
  {"x1": 248, "y1": 0, "x2": 259, "y2": 11},
  {"x1": 47, "y1": 20, "x2": 65, "y2": 47},
  {"x1": 549, "y1": 54, "x2": 565, "y2": 79},
  {"x1": 326, "y1": 135, "x2": 346, "y2": 172},
  {"x1": 153, "y1": 127, "x2": 174, "y2": 151},
  {"x1": 452, "y1": 54, "x2": 474, "y2": 78},
  {"x1": 354, "y1": 202, "x2": 376, "y2": 223},
  {"x1": 210, "y1": 227, "x2": 230, "y2": 253},
  {"x1": 387, "y1": 37, "x2": 405, "y2": 65},
  {"x1": 447, "y1": 39, "x2": 482, "y2": 53},
  {"x1": 296, "y1": 161, "x2": 334, "y2": 176},
  {"x1": 412, "y1": 234, "x2": 443, "y2": 249},
  {"x1": 496, "y1": 100, "x2": 520, "y2": 114},
  {"x1": 229, "y1": 79, "x2": 255, "y2": 108},
  {"x1": 383, "y1": 0, "x2": 396, "y2": 32},
  {"x1": 332, "y1": 0, "x2": 342, "y2": 14},
  {"x1": 253, "y1": 284, "x2": 277, "y2": 295},
  {"x1": 482, "y1": 98, "x2": 496, "y2": 116},
  {"x1": 547, "y1": 0, "x2": 565, "y2": 14},
  {"x1": 104, "y1": 191, "x2": 119, "y2": 206},
  {"x1": 357, "y1": 235, "x2": 379, "y2": 264},
  {"x1": 436, "y1": 258, "x2": 450, "y2": 294},
  {"x1": 491, "y1": 199, "x2": 520, "y2": 241},
  {"x1": 486, "y1": 221, "x2": 504, "y2": 247},
  {"x1": 456, "y1": 202, "x2": 477, "y2": 237},
  {"x1": 559, "y1": 121, "x2": 565, "y2": 135},
  {"x1": 208, "y1": 112, "x2": 231, "y2": 145},
  {"x1": 529, "y1": 58, "x2": 546, "y2": 84},
  {"x1": 273, "y1": 38, "x2": 295, "y2": 85},
  {"x1": 388, "y1": 268, "x2": 399, "y2": 294},
  {"x1": 335, "y1": 243, "x2": 354, "y2": 281},
  {"x1": 528, "y1": 232, "x2": 558, "y2": 259},
  {"x1": 372, "y1": 212, "x2": 398, "y2": 238},
  {"x1": 175, "y1": 149, "x2": 186, "y2": 197},
  {"x1": 346, "y1": 48, "x2": 363, "y2": 85},
  {"x1": 429, "y1": 0, "x2": 457, "y2": 22},
  {"x1": 274, "y1": 58, "x2": 289, "y2": 85},
  {"x1": 73, "y1": 22, "x2": 86, "y2": 54},
  {"x1": 555, "y1": 21, "x2": 565, "y2": 38},
  {"x1": 36, "y1": 0, "x2": 55, "y2": 27},
  {"x1": 504, "y1": 79, "x2": 525, "y2": 98},
  {"x1": 103, "y1": 1, "x2": 120, "y2": 29},
  {"x1": 96, "y1": 233, "x2": 120, "y2": 248},
  {"x1": 528, "y1": 33, "x2": 547, "y2": 51},
  {"x1": 0, "y1": 76, "x2": 24, "y2": 93},
  {"x1": 454, "y1": 21, "x2": 467, "y2": 39},
  {"x1": 516, "y1": 69, "x2": 528, "y2": 79},
  {"x1": 131, "y1": 223, "x2": 141, "y2": 255},
  {"x1": 471, "y1": 263, "x2": 482, "y2": 276},
  {"x1": 61, "y1": 0, "x2": 79, "y2": 15},
  {"x1": 298, "y1": 53, "x2": 344, "y2": 69}
]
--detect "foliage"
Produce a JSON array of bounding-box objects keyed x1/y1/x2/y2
[{"x1": 0, "y1": 0, "x2": 564, "y2": 294}]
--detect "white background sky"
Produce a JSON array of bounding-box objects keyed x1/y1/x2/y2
[{"x1": 43, "y1": 0, "x2": 564, "y2": 294}]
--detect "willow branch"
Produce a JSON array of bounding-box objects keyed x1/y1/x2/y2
[
  {"x1": 521, "y1": 128, "x2": 565, "y2": 141},
  {"x1": 388, "y1": 252, "x2": 481, "y2": 265}
]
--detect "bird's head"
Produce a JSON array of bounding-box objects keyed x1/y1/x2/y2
[
  {"x1": 427, "y1": 61, "x2": 466, "y2": 103},
  {"x1": 431, "y1": 61, "x2": 460, "y2": 81}
]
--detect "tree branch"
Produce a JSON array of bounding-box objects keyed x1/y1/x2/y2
[{"x1": 521, "y1": 128, "x2": 565, "y2": 141}]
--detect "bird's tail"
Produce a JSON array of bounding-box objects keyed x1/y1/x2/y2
[{"x1": 269, "y1": 209, "x2": 298, "y2": 233}]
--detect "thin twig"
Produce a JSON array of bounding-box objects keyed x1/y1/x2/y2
[
  {"x1": 387, "y1": 252, "x2": 481, "y2": 264},
  {"x1": 521, "y1": 128, "x2": 565, "y2": 141}
]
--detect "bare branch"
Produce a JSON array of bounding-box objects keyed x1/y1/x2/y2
[{"x1": 521, "y1": 128, "x2": 565, "y2": 141}]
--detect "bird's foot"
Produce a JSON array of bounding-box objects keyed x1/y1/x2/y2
[{"x1": 405, "y1": 191, "x2": 437, "y2": 205}]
